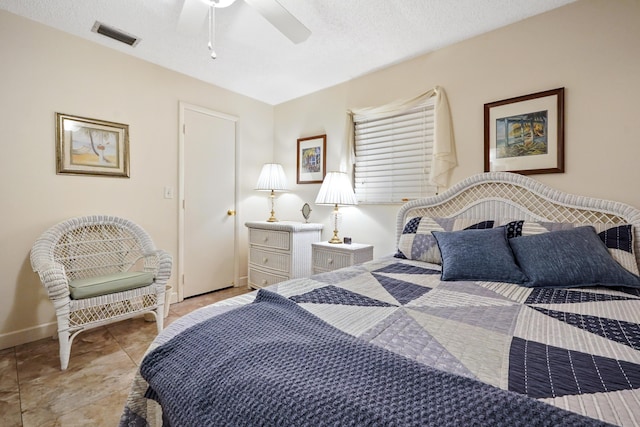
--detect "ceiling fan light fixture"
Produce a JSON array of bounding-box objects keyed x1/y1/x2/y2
[{"x1": 210, "y1": 0, "x2": 236, "y2": 8}]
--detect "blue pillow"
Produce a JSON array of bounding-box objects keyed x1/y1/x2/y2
[
  {"x1": 503, "y1": 220, "x2": 639, "y2": 275},
  {"x1": 432, "y1": 227, "x2": 528, "y2": 284},
  {"x1": 508, "y1": 226, "x2": 640, "y2": 288}
]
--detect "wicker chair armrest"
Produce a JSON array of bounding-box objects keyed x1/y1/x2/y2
[
  {"x1": 144, "y1": 249, "x2": 173, "y2": 285},
  {"x1": 35, "y1": 262, "x2": 71, "y2": 301}
]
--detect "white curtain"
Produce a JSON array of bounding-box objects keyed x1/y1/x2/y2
[{"x1": 347, "y1": 86, "x2": 457, "y2": 188}]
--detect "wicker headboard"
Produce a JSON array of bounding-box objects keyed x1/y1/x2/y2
[{"x1": 396, "y1": 172, "x2": 640, "y2": 268}]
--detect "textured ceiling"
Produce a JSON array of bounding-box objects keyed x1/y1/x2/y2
[{"x1": 0, "y1": 0, "x2": 575, "y2": 105}]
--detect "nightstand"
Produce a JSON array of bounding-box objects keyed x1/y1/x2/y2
[
  {"x1": 312, "y1": 241, "x2": 374, "y2": 273},
  {"x1": 245, "y1": 221, "x2": 323, "y2": 289}
]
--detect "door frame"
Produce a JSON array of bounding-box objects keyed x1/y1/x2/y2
[{"x1": 178, "y1": 101, "x2": 240, "y2": 302}]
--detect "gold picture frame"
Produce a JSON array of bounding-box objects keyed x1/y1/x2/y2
[
  {"x1": 296, "y1": 134, "x2": 326, "y2": 184},
  {"x1": 484, "y1": 88, "x2": 564, "y2": 175},
  {"x1": 56, "y1": 113, "x2": 130, "y2": 178}
]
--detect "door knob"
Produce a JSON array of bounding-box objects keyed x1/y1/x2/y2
[{"x1": 227, "y1": 210, "x2": 236, "y2": 216}]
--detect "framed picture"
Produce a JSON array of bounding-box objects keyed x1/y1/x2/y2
[
  {"x1": 297, "y1": 134, "x2": 326, "y2": 184},
  {"x1": 56, "y1": 113, "x2": 130, "y2": 177},
  {"x1": 484, "y1": 88, "x2": 564, "y2": 175}
]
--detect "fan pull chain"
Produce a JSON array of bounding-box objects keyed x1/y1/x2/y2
[{"x1": 208, "y1": 2, "x2": 217, "y2": 59}]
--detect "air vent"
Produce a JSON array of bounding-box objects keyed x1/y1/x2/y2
[{"x1": 91, "y1": 21, "x2": 140, "y2": 47}]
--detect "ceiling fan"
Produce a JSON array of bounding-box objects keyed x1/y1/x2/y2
[{"x1": 178, "y1": 0, "x2": 311, "y2": 59}]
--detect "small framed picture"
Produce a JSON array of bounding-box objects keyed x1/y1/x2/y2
[
  {"x1": 56, "y1": 112, "x2": 130, "y2": 178},
  {"x1": 484, "y1": 88, "x2": 564, "y2": 175},
  {"x1": 297, "y1": 134, "x2": 326, "y2": 184}
]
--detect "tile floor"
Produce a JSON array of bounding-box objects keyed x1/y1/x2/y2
[{"x1": 0, "y1": 286, "x2": 251, "y2": 427}]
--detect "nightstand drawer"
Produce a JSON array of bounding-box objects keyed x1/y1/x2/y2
[
  {"x1": 312, "y1": 242, "x2": 374, "y2": 273},
  {"x1": 249, "y1": 247, "x2": 290, "y2": 273},
  {"x1": 249, "y1": 229, "x2": 290, "y2": 250},
  {"x1": 249, "y1": 269, "x2": 288, "y2": 288},
  {"x1": 313, "y1": 249, "x2": 352, "y2": 271}
]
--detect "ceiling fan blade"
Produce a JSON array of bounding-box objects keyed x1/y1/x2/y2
[
  {"x1": 243, "y1": 0, "x2": 311, "y2": 44},
  {"x1": 177, "y1": 0, "x2": 209, "y2": 35}
]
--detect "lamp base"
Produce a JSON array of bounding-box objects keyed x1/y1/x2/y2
[
  {"x1": 328, "y1": 230, "x2": 341, "y2": 244},
  {"x1": 266, "y1": 209, "x2": 278, "y2": 222},
  {"x1": 266, "y1": 191, "x2": 278, "y2": 222},
  {"x1": 328, "y1": 204, "x2": 342, "y2": 243}
]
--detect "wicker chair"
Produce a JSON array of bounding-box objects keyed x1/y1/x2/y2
[{"x1": 30, "y1": 215, "x2": 172, "y2": 370}]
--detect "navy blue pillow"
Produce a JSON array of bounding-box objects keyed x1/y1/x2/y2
[
  {"x1": 432, "y1": 227, "x2": 528, "y2": 284},
  {"x1": 508, "y1": 226, "x2": 640, "y2": 288}
]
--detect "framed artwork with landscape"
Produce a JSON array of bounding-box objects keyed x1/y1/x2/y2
[
  {"x1": 297, "y1": 134, "x2": 326, "y2": 184},
  {"x1": 484, "y1": 88, "x2": 564, "y2": 175},
  {"x1": 56, "y1": 113, "x2": 130, "y2": 178}
]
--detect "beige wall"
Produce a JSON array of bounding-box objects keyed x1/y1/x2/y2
[
  {"x1": 274, "y1": 0, "x2": 640, "y2": 257},
  {"x1": 0, "y1": 10, "x2": 274, "y2": 348}
]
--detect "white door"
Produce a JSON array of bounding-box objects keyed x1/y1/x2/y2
[{"x1": 179, "y1": 103, "x2": 238, "y2": 299}]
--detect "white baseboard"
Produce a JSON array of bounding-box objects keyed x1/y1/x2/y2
[
  {"x1": 0, "y1": 321, "x2": 57, "y2": 350},
  {"x1": 236, "y1": 275, "x2": 248, "y2": 288},
  {"x1": 167, "y1": 288, "x2": 178, "y2": 304}
]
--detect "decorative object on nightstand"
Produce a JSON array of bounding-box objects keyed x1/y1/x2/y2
[
  {"x1": 245, "y1": 221, "x2": 323, "y2": 289},
  {"x1": 312, "y1": 241, "x2": 373, "y2": 274},
  {"x1": 255, "y1": 163, "x2": 288, "y2": 222},
  {"x1": 315, "y1": 171, "x2": 358, "y2": 244},
  {"x1": 301, "y1": 203, "x2": 312, "y2": 222}
]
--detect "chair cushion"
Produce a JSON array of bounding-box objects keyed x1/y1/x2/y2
[{"x1": 69, "y1": 271, "x2": 155, "y2": 299}]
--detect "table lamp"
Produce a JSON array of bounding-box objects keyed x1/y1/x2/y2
[
  {"x1": 255, "y1": 163, "x2": 288, "y2": 222},
  {"x1": 315, "y1": 171, "x2": 358, "y2": 243}
]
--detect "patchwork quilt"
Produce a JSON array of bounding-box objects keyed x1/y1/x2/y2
[{"x1": 120, "y1": 257, "x2": 640, "y2": 427}]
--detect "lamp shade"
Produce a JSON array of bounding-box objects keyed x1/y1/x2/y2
[
  {"x1": 255, "y1": 163, "x2": 288, "y2": 191},
  {"x1": 315, "y1": 172, "x2": 358, "y2": 206}
]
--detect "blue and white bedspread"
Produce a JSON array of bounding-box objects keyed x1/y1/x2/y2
[{"x1": 120, "y1": 257, "x2": 640, "y2": 426}]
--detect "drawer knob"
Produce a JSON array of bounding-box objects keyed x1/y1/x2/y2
[
  {"x1": 328, "y1": 258, "x2": 333, "y2": 264},
  {"x1": 263, "y1": 237, "x2": 269, "y2": 242},
  {"x1": 262, "y1": 279, "x2": 268, "y2": 285},
  {"x1": 263, "y1": 257, "x2": 268, "y2": 264}
]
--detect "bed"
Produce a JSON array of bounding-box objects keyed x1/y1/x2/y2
[{"x1": 120, "y1": 172, "x2": 640, "y2": 427}]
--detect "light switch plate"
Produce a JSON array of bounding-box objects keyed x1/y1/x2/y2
[{"x1": 163, "y1": 186, "x2": 174, "y2": 199}]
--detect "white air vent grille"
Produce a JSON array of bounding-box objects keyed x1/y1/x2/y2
[{"x1": 91, "y1": 21, "x2": 140, "y2": 47}]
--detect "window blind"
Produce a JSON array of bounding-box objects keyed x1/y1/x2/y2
[{"x1": 353, "y1": 99, "x2": 438, "y2": 204}]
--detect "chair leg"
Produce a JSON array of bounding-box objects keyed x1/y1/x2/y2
[
  {"x1": 156, "y1": 308, "x2": 164, "y2": 333},
  {"x1": 58, "y1": 330, "x2": 72, "y2": 370}
]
